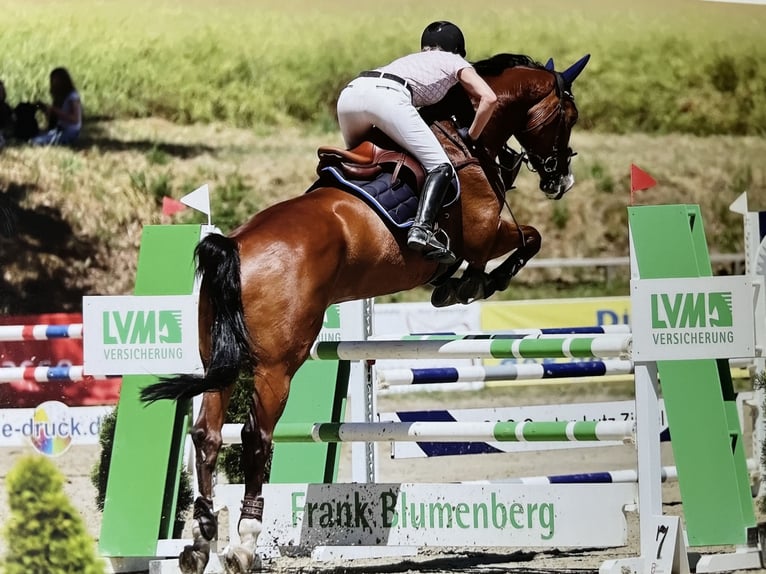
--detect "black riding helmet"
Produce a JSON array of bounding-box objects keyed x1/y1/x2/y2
[{"x1": 420, "y1": 21, "x2": 466, "y2": 58}]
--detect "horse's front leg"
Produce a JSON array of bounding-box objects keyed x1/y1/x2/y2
[
  {"x1": 485, "y1": 223, "x2": 541, "y2": 294},
  {"x1": 179, "y1": 388, "x2": 233, "y2": 574},
  {"x1": 222, "y1": 365, "x2": 290, "y2": 574},
  {"x1": 431, "y1": 222, "x2": 541, "y2": 307}
]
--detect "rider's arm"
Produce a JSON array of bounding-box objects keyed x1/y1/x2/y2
[{"x1": 457, "y1": 67, "x2": 498, "y2": 141}]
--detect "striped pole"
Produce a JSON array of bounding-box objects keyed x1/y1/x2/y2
[
  {"x1": 0, "y1": 324, "x2": 83, "y2": 341},
  {"x1": 0, "y1": 365, "x2": 89, "y2": 383},
  {"x1": 475, "y1": 458, "x2": 758, "y2": 486},
  {"x1": 262, "y1": 420, "x2": 635, "y2": 444},
  {"x1": 378, "y1": 360, "x2": 751, "y2": 392},
  {"x1": 311, "y1": 335, "x2": 632, "y2": 361},
  {"x1": 383, "y1": 325, "x2": 632, "y2": 339},
  {"x1": 378, "y1": 360, "x2": 634, "y2": 386},
  {"x1": 472, "y1": 466, "x2": 677, "y2": 485}
]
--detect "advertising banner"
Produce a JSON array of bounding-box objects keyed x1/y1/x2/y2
[
  {"x1": 262, "y1": 482, "x2": 635, "y2": 548},
  {"x1": 83, "y1": 295, "x2": 202, "y2": 376},
  {"x1": 0, "y1": 401, "x2": 113, "y2": 453},
  {"x1": 480, "y1": 297, "x2": 631, "y2": 331},
  {"x1": 631, "y1": 276, "x2": 756, "y2": 361}
]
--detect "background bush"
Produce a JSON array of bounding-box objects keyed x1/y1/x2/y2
[
  {"x1": 3, "y1": 455, "x2": 104, "y2": 574},
  {"x1": 1, "y1": 0, "x2": 764, "y2": 135},
  {"x1": 90, "y1": 408, "x2": 194, "y2": 527}
]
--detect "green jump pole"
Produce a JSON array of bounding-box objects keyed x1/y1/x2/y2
[{"x1": 272, "y1": 420, "x2": 635, "y2": 443}]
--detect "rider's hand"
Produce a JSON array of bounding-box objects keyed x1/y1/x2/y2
[{"x1": 457, "y1": 127, "x2": 477, "y2": 153}]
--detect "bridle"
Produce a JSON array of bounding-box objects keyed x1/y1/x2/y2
[
  {"x1": 515, "y1": 71, "x2": 576, "y2": 182},
  {"x1": 435, "y1": 68, "x2": 578, "y2": 200}
]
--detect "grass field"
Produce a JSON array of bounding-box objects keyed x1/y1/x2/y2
[
  {"x1": 1, "y1": 0, "x2": 765, "y2": 133},
  {"x1": 2, "y1": 118, "x2": 765, "y2": 312},
  {"x1": 1, "y1": 0, "x2": 766, "y2": 313}
]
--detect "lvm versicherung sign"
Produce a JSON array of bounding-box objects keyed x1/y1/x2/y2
[
  {"x1": 631, "y1": 276, "x2": 757, "y2": 361},
  {"x1": 82, "y1": 295, "x2": 202, "y2": 376}
]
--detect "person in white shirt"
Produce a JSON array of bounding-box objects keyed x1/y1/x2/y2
[{"x1": 336, "y1": 21, "x2": 497, "y2": 265}]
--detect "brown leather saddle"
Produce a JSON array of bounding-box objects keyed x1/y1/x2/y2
[{"x1": 317, "y1": 140, "x2": 426, "y2": 190}]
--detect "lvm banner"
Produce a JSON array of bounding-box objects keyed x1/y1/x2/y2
[
  {"x1": 82, "y1": 295, "x2": 202, "y2": 376},
  {"x1": 631, "y1": 276, "x2": 757, "y2": 361}
]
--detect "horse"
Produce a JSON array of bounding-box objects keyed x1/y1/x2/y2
[{"x1": 140, "y1": 52, "x2": 589, "y2": 574}]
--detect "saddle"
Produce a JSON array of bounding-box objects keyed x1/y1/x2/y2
[{"x1": 317, "y1": 140, "x2": 426, "y2": 190}]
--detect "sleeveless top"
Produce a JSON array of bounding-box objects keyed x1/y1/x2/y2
[{"x1": 58, "y1": 91, "x2": 82, "y2": 130}]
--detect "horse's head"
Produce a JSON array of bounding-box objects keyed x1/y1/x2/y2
[{"x1": 457, "y1": 53, "x2": 589, "y2": 200}]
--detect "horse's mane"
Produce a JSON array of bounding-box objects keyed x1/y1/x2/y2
[
  {"x1": 420, "y1": 53, "x2": 546, "y2": 126},
  {"x1": 472, "y1": 53, "x2": 545, "y2": 76}
]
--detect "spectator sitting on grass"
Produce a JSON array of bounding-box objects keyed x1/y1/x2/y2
[{"x1": 31, "y1": 67, "x2": 82, "y2": 147}]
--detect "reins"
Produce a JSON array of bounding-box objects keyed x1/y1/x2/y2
[{"x1": 432, "y1": 119, "x2": 528, "y2": 251}]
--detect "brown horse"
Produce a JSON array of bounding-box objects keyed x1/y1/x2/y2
[{"x1": 141, "y1": 52, "x2": 589, "y2": 574}]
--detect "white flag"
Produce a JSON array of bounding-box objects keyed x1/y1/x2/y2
[
  {"x1": 181, "y1": 184, "x2": 212, "y2": 224},
  {"x1": 728, "y1": 191, "x2": 748, "y2": 215}
]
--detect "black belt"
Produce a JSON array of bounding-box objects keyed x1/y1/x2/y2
[{"x1": 358, "y1": 71, "x2": 413, "y2": 95}]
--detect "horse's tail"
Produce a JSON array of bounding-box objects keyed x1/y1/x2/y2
[{"x1": 140, "y1": 233, "x2": 254, "y2": 403}]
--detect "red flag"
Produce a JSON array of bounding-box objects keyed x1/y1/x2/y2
[
  {"x1": 630, "y1": 164, "x2": 657, "y2": 193},
  {"x1": 162, "y1": 196, "x2": 187, "y2": 216}
]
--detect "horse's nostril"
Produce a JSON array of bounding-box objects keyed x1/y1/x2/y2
[{"x1": 539, "y1": 174, "x2": 575, "y2": 200}]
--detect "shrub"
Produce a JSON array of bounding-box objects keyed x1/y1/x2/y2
[
  {"x1": 90, "y1": 407, "x2": 194, "y2": 528},
  {"x1": 2, "y1": 455, "x2": 104, "y2": 574}
]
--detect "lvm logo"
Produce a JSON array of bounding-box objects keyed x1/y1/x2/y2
[
  {"x1": 101, "y1": 310, "x2": 185, "y2": 361},
  {"x1": 322, "y1": 305, "x2": 340, "y2": 329},
  {"x1": 318, "y1": 305, "x2": 341, "y2": 342},
  {"x1": 650, "y1": 291, "x2": 734, "y2": 345},
  {"x1": 103, "y1": 310, "x2": 182, "y2": 344}
]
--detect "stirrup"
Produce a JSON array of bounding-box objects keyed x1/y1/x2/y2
[{"x1": 407, "y1": 226, "x2": 456, "y2": 265}]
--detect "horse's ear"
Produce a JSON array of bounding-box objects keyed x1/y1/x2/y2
[
  {"x1": 545, "y1": 58, "x2": 555, "y2": 71},
  {"x1": 560, "y1": 54, "x2": 590, "y2": 85}
]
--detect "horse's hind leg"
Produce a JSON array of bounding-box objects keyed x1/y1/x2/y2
[
  {"x1": 179, "y1": 388, "x2": 233, "y2": 574},
  {"x1": 222, "y1": 364, "x2": 291, "y2": 574}
]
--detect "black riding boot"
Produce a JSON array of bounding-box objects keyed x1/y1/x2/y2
[{"x1": 407, "y1": 163, "x2": 456, "y2": 265}]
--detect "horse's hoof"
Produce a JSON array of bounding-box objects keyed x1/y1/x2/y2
[
  {"x1": 223, "y1": 544, "x2": 260, "y2": 573},
  {"x1": 179, "y1": 543, "x2": 209, "y2": 574},
  {"x1": 494, "y1": 276, "x2": 511, "y2": 292},
  {"x1": 455, "y1": 277, "x2": 484, "y2": 304},
  {"x1": 431, "y1": 281, "x2": 459, "y2": 307},
  {"x1": 193, "y1": 496, "x2": 218, "y2": 541},
  {"x1": 489, "y1": 271, "x2": 512, "y2": 292}
]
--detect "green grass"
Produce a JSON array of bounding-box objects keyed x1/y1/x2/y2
[{"x1": 1, "y1": 0, "x2": 765, "y2": 134}]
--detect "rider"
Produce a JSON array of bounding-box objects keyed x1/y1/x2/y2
[{"x1": 336, "y1": 21, "x2": 497, "y2": 265}]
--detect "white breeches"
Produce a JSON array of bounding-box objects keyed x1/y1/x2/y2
[{"x1": 336, "y1": 76, "x2": 451, "y2": 172}]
